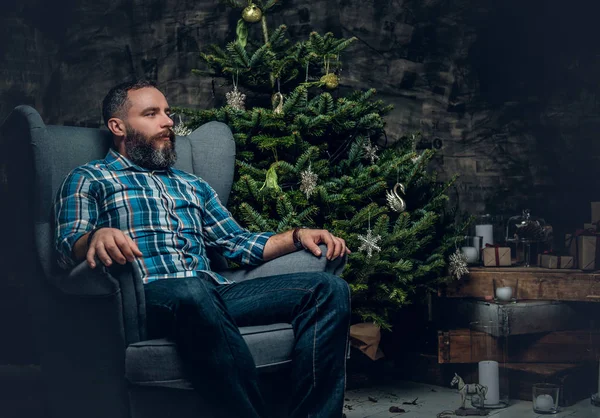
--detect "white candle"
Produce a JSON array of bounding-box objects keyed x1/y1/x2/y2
[
  {"x1": 495, "y1": 287, "x2": 513, "y2": 301},
  {"x1": 473, "y1": 236, "x2": 482, "y2": 254},
  {"x1": 476, "y1": 224, "x2": 494, "y2": 248},
  {"x1": 535, "y1": 394, "x2": 554, "y2": 411},
  {"x1": 478, "y1": 360, "x2": 500, "y2": 405},
  {"x1": 461, "y1": 246, "x2": 479, "y2": 264}
]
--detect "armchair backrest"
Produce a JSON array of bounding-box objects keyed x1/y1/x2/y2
[{"x1": 1, "y1": 105, "x2": 236, "y2": 278}]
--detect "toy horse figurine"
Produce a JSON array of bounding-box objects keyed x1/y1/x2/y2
[{"x1": 451, "y1": 373, "x2": 488, "y2": 409}]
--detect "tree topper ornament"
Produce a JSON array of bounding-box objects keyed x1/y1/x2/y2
[{"x1": 242, "y1": 2, "x2": 262, "y2": 23}]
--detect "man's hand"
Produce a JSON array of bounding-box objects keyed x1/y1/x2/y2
[
  {"x1": 85, "y1": 228, "x2": 143, "y2": 269},
  {"x1": 297, "y1": 228, "x2": 351, "y2": 261}
]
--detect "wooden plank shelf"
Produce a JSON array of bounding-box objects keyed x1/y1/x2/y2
[
  {"x1": 438, "y1": 329, "x2": 600, "y2": 364},
  {"x1": 440, "y1": 267, "x2": 600, "y2": 301}
]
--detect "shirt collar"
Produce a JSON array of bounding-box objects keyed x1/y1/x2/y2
[{"x1": 104, "y1": 148, "x2": 171, "y2": 173}]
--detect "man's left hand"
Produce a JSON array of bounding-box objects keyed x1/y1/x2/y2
[{"x1": 298, "y1": 229, "x2": 351, "y2": 260}]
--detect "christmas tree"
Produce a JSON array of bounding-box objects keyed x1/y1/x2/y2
[{"x1": 177, "y1": 0, "x2": 469, "y2": 330}]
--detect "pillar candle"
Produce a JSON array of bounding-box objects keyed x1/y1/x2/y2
[
  {"x1": 479, "y1": 360, "x2": 500, "y2": 405},
  {"x1": 476, "y1": 224, "x2": 494, "y2": 248}
]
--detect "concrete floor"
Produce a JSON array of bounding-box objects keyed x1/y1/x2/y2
[
  {"x1": 345, "y1": 380, "x2": 600, "y2": 418},
  {"x1": 3, "y1": 365, "x2": 600, "y2": 418}
]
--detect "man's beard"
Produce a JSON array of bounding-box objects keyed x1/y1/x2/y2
[{"x1": 124, "y1": 125, "x2": 177, "y2": 170}]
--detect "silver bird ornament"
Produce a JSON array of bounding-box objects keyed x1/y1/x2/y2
[{"x1": 386, "y1": 183, "x2": 406, "y2": 213}]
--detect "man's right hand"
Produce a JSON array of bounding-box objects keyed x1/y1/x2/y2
[{"x1": 84, "y1": 228, "x2": 143, "y2": 269}]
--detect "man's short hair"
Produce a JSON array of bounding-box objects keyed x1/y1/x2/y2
[{"x1": 102, "y1": 79, "x2": 158, "y2": 127}]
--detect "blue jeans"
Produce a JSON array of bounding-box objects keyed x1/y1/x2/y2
[{"x1": 144, "y1": 272, "x2": 351, "y2": 418}]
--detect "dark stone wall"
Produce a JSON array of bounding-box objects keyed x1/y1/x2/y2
[
  {"x1": 1, "y1": 0, "x2": 600, "y2": 362},
  {"x1": 3, "y1": 0, "x2": 598, "y2": 229}
]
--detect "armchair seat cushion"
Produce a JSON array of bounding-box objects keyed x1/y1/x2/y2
[{"x1": 125, "y1": 323, "x2": 294, "y2": 389}]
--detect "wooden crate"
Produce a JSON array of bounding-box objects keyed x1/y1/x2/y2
[
  {"x1": 440, "y1": 267, "x2": 600, "y2": 302},
  {"x1": 438, "y1": 329, "x2": 600, "y2": 363},
  {"x1": 456, "y1": 363, "x2": 595, "y2": 407},
  {"x1": 503, "y1": 362, "x2": 596, "y2": 406},
  {"x1": 397, "y1": 353, "x2": 595, "y2": 406},
  {"x1": 437, "y1": 299, "x2": 590, "y2": 336}
]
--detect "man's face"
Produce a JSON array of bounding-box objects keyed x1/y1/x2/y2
[{"x1": 122, "y1": 87, "x2": 176, "y2": 170}]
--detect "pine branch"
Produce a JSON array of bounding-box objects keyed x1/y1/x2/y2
[{"x1": 239, "y1": 202, "x2": 271, "y2": 231}]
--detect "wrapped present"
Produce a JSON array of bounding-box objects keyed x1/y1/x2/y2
[
  {"x1": 482, "y1": 245, "x2": 511, "y2": 267},
  {"x1": 565, "y1": 233, "x2": 575, "y2": 256},
  {"x1": 539, "y1": 253, "x2": 574, "y2": 269},
  {"x1": 565, "y1": 231, "x2": 600, "y2": 270},
  {"x1": 592, "y1": 202, "x2": 600, "y2": 225}
]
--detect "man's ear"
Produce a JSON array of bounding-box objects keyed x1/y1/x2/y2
[{"x1": 107, "y1": 117, "x2": 126, "y2": 137}]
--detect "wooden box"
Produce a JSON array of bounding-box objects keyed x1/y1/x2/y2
[
  {"x1": 504, "y1": 362, "x2": 596, "y2": 406},
  {"x1": 399, "y1": 353, "x2": 594, "y2": 406},
  {"x1": 438, "y1": 329, "x2": 600, "y2": 364},
  {"x1": 455, "y1": 363, "x2": 595, "y2": 407},
  {"x1": 440, "y1": 267, "x2": 600, "y2": 302},
  {"x1": 439, "y1": 299, "x2": 588, "y2": 336}
]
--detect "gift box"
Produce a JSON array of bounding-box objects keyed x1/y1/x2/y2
[
  {"x1": 592, "y1": 202, "x2": 600, "y2": 225},
  {"x1": 539, "y1": 253, "x2": 574, "y2": 269},
  {"x1": 482, "y1": 246, "x2": 511, "y2": 267},
  {"x1": 565, "y1": 233, "x2": 599, "y2": 270},
  {"x1": 565, "y1": 233, "x2": 575, "y2": 256}
]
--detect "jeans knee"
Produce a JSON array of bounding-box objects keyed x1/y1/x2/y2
[
  {"x1": 166, "y1": 279, "x2": 223, "y2": 332},
  {"x1": 314, "y1": 273, "x2": 351, "y2": 316}
]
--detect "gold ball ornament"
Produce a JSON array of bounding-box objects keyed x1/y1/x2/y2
[
  {"x1": 242, "y1": 4, "x2": 263, "y2": 23},
  {"x1": 320, "y1": 73, "x2": 339, "y2": 89}
]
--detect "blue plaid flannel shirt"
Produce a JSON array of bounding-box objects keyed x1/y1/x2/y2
[{"x1": 54, "y1": 149, "x2": 274, "y2": 284}]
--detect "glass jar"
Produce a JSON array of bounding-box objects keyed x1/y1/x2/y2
[{"x1": 505, "y1": 210, "x2": 551, "y2": 266}]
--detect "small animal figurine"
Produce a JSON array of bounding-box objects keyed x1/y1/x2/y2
[{"x1": 450, "y1": 373, "x2": 488, "y2": 409}]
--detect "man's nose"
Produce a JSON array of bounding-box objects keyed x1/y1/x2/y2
[{"x1": 162, "y1": 113, "x2": 174, "y2": 127}]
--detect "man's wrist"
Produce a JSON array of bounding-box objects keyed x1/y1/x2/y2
[
  {"x1": 292, "y1": 227, "x2": 305, "y2": 250},
  {"x1": 86, "y1": 227, "x2": 105, "y2": 248}
]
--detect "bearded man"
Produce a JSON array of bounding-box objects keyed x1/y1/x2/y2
[{"x1": 53, "y1": 79, "x2": 351, "y2": 418}]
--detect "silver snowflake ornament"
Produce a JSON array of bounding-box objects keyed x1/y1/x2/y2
[
  {"x1": 300, "y1": 166, "x2": 318, "y2": 198},
  {"x1": 357, "y1": 228, "x2": 382, "y2": 258},
  {"x1": 362, "y1": 141, "x2": 379, "y2": 164},
  {"x1": 173, "y1": 115, "x2": 192, "y2": 136},
  {"x1": 448, "y1": 248, "x2": 469, "y2": 280},
  {"x1": 226, "y1": 86, "x2": 246, "y2": 111}
]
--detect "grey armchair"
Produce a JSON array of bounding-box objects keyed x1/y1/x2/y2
[{"x1": 0, "y1": 105, "x2": 346, "y2": 418}]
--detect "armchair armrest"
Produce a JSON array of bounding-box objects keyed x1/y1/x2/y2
[
  {"x1": 50, "y1": 261, "x2": 120, "y2": 296},
  {"x1": 38, "y1": 261, "x2": 145, "y2": 418},
  {"x1": 219, "y1": 244, "x2": 347, "y2": 283},
  {"x1": 48, "y1": 261, "x2": 147, "y2": 344}
]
